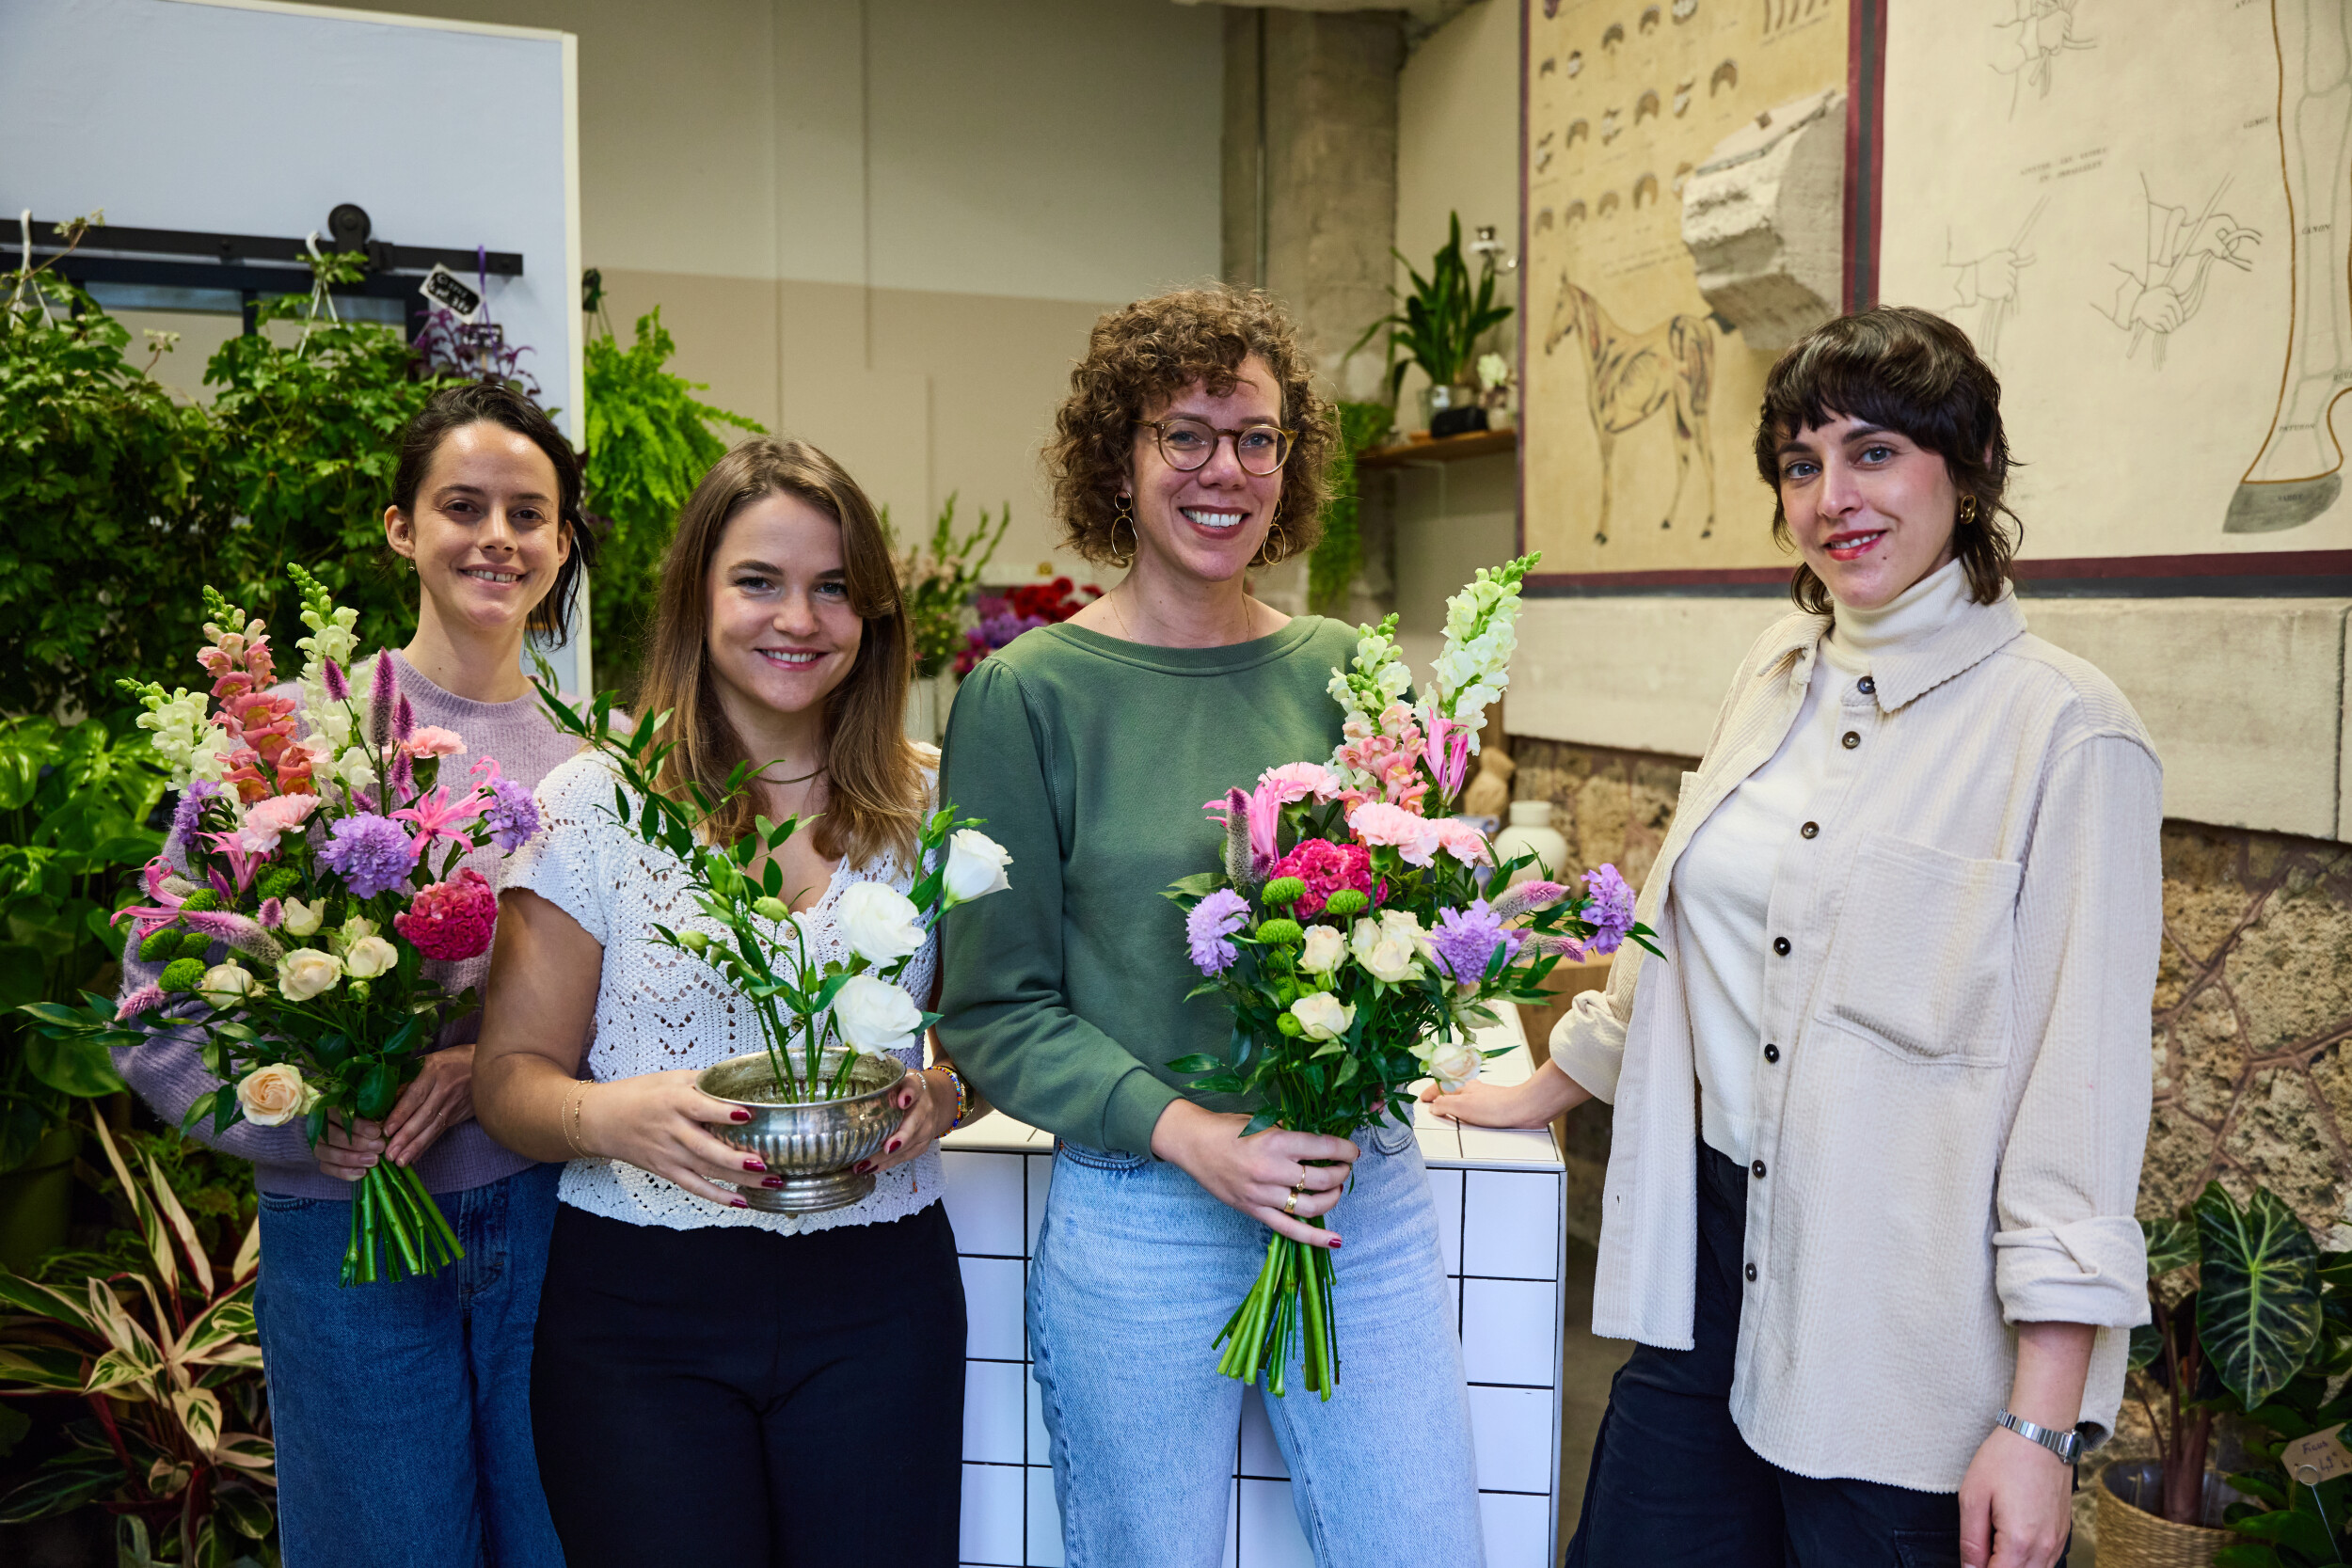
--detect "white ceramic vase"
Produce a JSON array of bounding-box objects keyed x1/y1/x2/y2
[{"x1": 1492, "y1": 800, "x2": 1570, "y2": 889}]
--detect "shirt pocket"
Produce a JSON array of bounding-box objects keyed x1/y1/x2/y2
[{"x1": 1818, "y1": 832, "x2": 2022, "y2": 1065}]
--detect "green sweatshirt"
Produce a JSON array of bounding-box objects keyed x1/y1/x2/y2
[{"x1": 937, "y1": 615, "x2": 1358, "y2": 1156}]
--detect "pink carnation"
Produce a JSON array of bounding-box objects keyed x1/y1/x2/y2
[
  {"x1": 401, "y1": 726, "x2": 466, "y2": 759},
  {"x1": 1257, "y1": 762, "x2": 1341, "y2": 804},
  {"x1": 1432, "y1": 817, "x2": 1491, "y2": 867},
  {"x1": 234, "y1": 792, "x2": 320, "y2": 854},
  {"x1": 1266, "y1": 838, "x2": 1376, "y2": 920},
  {"x1": 1349, "y1": 801, "x2": 1442, "y2": 867},
  {"x1": 392, "y1": 867, "x2": 498, "y2": 961}
]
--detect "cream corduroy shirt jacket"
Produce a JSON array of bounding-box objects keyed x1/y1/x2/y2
[{"x1": 1550, "y1": 588, "x2": 2161, "y2": 1492}]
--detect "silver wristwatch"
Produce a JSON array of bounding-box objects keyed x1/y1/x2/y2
[{"x1": 1994, "y1": 1410, "x2": 2083, "y2": 1465}]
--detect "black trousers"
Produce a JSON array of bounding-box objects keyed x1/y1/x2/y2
[
  {"x1": 532, "y1": 1200, "x2": 967, "y2": 1568},
  {"x1": 1565, "y1": 1144, "x2": 2070, "y2": 1568}
]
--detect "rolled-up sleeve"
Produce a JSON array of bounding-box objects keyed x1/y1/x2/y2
[
  {"x1": 1550, "y1": 945, "x2": 1641, "y2": 1105},
  {"x1": 1992, "y1": 732, "x2": 2161, "y2": 1438}
]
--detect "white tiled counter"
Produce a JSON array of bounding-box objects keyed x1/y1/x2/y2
[{"x1": 940, "y1": 1006, "x2": 1568, "y2": 1568}]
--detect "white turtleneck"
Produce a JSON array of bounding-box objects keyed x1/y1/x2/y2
[{"x1": 1676, "y1": 558, "x2": 1973, "y2": 1163}]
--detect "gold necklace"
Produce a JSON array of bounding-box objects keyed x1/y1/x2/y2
[{"x1": 1106, "y1": 583, "x2": 1257, "y2": 645}]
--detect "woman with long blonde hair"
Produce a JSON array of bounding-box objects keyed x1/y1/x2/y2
[{"x1": 475, "y1": 437, "x2": 977, "y2": 1566}]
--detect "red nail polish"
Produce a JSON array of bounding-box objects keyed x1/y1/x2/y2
[
  {"x1": 885, "y1": 1139, "x2": 901, "y2": 1153},
  {"x1": 761, "y1": 1177, "x2": 786, "y2": 1189},
  {"x1": 854, "y1": 1161, "x2": 873, "y2": 1175},
  {"x1": 1329, "y1": 1239, "x2": 1342, "y2": 1249},
  {"x1": 742, "y1": 1158, "x2": 766, "y2": 1172},
  {"x1": 731, "y1": 1109, "x2": 752, "y2": 1123},
  {"x1": 730, "y1": 1196, "x2": 750, "y2": 1208}
]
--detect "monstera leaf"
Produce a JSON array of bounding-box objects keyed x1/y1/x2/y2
[{"x1": 2196, "y1": 1181, "x2": 2322, "y2": 1409}]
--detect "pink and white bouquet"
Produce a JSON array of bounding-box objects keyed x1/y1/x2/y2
[
  {"x1": 90, "y1": 568, "x2": 541, "y2": 1285},
  {"x1": 1165, "y1": 553, "x2": 1652, "y2": 1399}
]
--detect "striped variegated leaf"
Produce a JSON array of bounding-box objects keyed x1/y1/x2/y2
[
  {"x1": 141, "y1": 1152, "x2": 213, "y2": 1298},
  {"x1": 0, "y1": 1343, "x2": 95, "y2": 1391},
  {"x1": 88, "y1": 1121, "x2": 174, "y2": 1298},
  {"x1": 169, "y1": 1385, "x2": 222, "y2": 1457},
  {"x1": 230, "y1": 1218, "x2": 261, "y2": 1286},
  {"x1": 85, "y1": 1349, "x2": 157, "y2": 1399},
  {"x1": 2195, "y1": 1180, "x2": 2323, "y2": 1409},
  {"x1": 0, "y1": 1269, "x2": 100, "y2": 1335},
  {"x1": 213, "y1": 1433, "x2": 275, "y2": 1475}
]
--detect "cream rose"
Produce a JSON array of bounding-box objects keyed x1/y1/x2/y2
[
  {"x1": 236, "y1": 1064, "x2": 320, "y2": 1127},
  {"x1": 1422, "y1": 1037, "x2": 1484, "y2": 1094},
  {"x1": 832, "y1": 974, "x2": 923, "y2": 1055},
  {"x1": 327, "y1": 915, "x2": 378, "y2": 957},
  {"x1": 1350, "y1": 918, "x2": 1421, "y2": 984},
  {"x1": 942, "y1": 829, "x2": 1012, "y2": 905},
  {"x1": 198, "y1": 962, "x2": 255, "y2": 1006},
  {"x1": 279, "y1": 897, "x2": 325, "y2": 938},
  {"x1": 342, "y1": 935, "x2": 398, "y2": 979},
  {"x1": 1290, "y1": 991, "x2": 1355, "y2": 1042},
  {"x1": 276, "y1": 948, "x2": 342, "y2": 1002},
  {"x1": 1298, "y1": 924, "x2": 1346, "y2": 974},
  {"x1": 833, "y1": 881, "x2": 925, "y2": 966}
]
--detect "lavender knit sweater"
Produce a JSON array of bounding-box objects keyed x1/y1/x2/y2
[{"x1": 113, "y1": 653, "x2": 587, "y2": 1199}]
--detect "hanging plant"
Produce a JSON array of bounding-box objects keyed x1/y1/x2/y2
[{"x1": 1307, "y1": 402, "x2": 1396, "y2": 616}]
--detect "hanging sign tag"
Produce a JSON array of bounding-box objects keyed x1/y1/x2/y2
[
  {"x1": 2282, "y1": 1424, "x2": 2352, "y2": 1487},
  {"x1": 418, "y1": 263, "x2": 484, "y2": 321}
]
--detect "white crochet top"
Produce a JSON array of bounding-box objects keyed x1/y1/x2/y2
[{"x1": 506, "y1": 749, "x2": 944, "y2": 1235}]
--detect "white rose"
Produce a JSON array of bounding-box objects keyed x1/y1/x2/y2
[
  {"x1": 327, "y1": 915, "x2": 378, "y2": 957},
  {"x1": 198, "y1": 962, "x2": 255, "y2": 1006},
  {"x1": 1290, "y1": 991, "x2": 1355, "y2": 1042},
  {"x1": 236, "y1": 1064, "x2": 320, "y2": 1127},
  {"x1": 276, "y1": 948, "x2": 342, "y2": 1002},
  {"x1": 279, "y1": 897, "x2": 325, "y2": 938},
  {"x1": 833, "y1": 880, "x2": 925, "y2": 966},
  {"x1": 1351, "y1": 918, "x2": 1420, "y2": 984},
  {"x1": 942, "y1": 829, "x2": 1012, "y2": 905},
  {"x1": 1378, "y1": 909, "x2": 1430, "y2": 956},
  {"x1": 1298, "y1": 924, "x2": 1346, "y2": 974},
  {"x1": 832, "y1": 974, "x2": 924, "y2": 1055},
  {"x1": 1422, "y1": 1037, "x2": 1484, "y2": 1094},
  {"x1": 342, "y1": 936, "x2": 398, "y2": 979}
]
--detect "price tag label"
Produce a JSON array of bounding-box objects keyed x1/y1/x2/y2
[{"x1": 2282, "y1": 1424, "x2": 2352, "y2": 1487}]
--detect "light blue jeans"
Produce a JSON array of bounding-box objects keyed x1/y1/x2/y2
[
  {"x1": 254, "y1": 1162, "x2": 564, "y2": 1568},
  {"x1": 1028, "y1": 1121, "x2": 1486, "y2": 1568}
]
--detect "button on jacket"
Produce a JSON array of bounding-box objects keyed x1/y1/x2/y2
[{"x1": 1550, "y1": 588, "x2": 2161, "y2": 1492}]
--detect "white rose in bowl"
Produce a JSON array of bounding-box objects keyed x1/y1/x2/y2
[
  {"x1": 277, "y1": 948, "x2": 342, "y2": 1002},
  {"x1": 1423, "y1": 1037, "x2": 1484, "y2": 1093},
  {"x1": 1298, "y1": 924, "x2": 1346, "y2": 974},
  {"x1": 832, "y1": 974, "x2": 923, "y2": 1056},
  {"x1": 236, "y1": 1063, "x2": 320, "y2": 1127},
  {"x1": 833, "y1": 881, "x2": 925, "y2": 965},
  {"x1": 1290, "y1": 991, "x2": 1355, "y2": 1042},
  {"x1": 198, "y1": 962, "x2": 255, "y2": 1007},
  {"x1": 942, "y1": 829, "x2": 1012, "y2": 905},
  {"x1": 342, "y1": 935, "x2": 399, "y2": 979}
]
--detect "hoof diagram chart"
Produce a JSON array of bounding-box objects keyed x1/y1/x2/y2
[
  {"x1": 1882, "y1": 0, "x2": 2352, "y2": 558},
  {"x1": 1522, "y1": 0, "x2": 1850, "y2": 576}
]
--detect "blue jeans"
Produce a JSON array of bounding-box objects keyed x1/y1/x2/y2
[
  {"x1": 1028, "y1": 1123, "x2": 1485, "y2": 1568},
  {"x1": 254, "y1": 1162, "x2": 564, "y2": 1568}
]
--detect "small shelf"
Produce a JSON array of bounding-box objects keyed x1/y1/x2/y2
[{"x1": 1356, "y1": 427, "x2": 1518, "y2": 469}]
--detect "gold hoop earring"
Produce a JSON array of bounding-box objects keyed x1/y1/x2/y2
[
  {"x1": 1254, "y1": 519, "x2": 1289, "y2": 568},
  {"x1": 1959, "y1": 496, "x2": 1979, "y2": 528},
  {"x1": 1110, "y1": 495, "x2": 1136, "y2": 567}
]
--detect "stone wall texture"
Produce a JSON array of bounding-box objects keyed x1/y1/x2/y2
[{"x1": 1506, "y1": 735, "x2": 2352, "y2": 1240}]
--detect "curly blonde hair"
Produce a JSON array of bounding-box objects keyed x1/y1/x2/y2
[{"x1": 1047, "y1": 284, "x2": 1337, "y2": 568}]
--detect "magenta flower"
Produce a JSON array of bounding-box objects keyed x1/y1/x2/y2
[
  {"x1": 394, "y1": 867, "x2": 499, "y2": 961},
  {"x1": 390, "y1": 784, "x2": 491, "y2": 858},
  {"x1": 1185, "y1": 889, "x2": 1250, "y2": 976},
  {"x1": 1265, "y1": 839, "x2": 1375, "y2": 920},
  {"x1": 321, "y1": 657, "x2": 350, "y2": 703}
]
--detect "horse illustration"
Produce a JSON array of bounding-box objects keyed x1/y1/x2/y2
[{"x1": 1545, "y1": 277, "x2": 1717, "y2": 542}]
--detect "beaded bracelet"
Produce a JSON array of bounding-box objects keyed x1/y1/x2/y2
[{"x1": 934, "y1": 1061, "x2": 974, "y2": 1130}]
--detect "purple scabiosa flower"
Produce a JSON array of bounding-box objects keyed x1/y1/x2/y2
[
  {"x1": 169, "y1": 779, "x2": 223, "y2": 848},
  {"x1": 318, "y1": 813, "x2": 421, "y2": 900},
  {"x1": 1185, "y1": 889, "x2": 1251, "y2": 976},
  {"x1": 321, "y1": 657, "x2": 349, "y2": 703},
  {"x1": 1581, "y1": 864, "x2": 1636, "y2": 956},
  {"x1": 1429, "y1": 900, "x2": 1524, "y2": 984},
  {"x1": 483, "y1": 774, "x2": 541, "y2": 851}
]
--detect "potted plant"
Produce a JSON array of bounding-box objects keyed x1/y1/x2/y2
[
  {"x1": 1349, "y1": 212, "x2": 1514, "y2": 436},
  {"x1": 2100, "y1": 1181, "x2": 2324, "y2": 1565},
  {"x1": 885, "y1": 494, "x2": 1010, "y2": 742}
]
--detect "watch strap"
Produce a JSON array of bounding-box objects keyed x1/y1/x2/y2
[{"x1": 1994, "y1": 1410, "x2": 2082, "y2": 1465}]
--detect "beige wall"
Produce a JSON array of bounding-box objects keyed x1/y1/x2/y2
[{"x1": 389, "y1": 0, "x2": 1226, "y2": 578}]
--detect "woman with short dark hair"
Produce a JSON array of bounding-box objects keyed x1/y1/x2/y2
[
  {"x1": 116, "y1": 379, "x2": 596, "y2": 1566},
  {"x1": 1436, "y1": 306, "x2": 2160, "y2": 1568},
  {"x1": 938, "y1": 284, "x2": 1485, "y2": 1566}
]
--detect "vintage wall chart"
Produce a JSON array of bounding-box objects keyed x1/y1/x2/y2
[
  {"x1": 1880, "y1": 0, "x2": 2352, "y2": 560},
  {"x1": 1521, "y1": 0, "x2": 1850, "y2": 578}
]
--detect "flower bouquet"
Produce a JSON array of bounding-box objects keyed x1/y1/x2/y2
[
  {"x1": 77, "y1": 567, "x2": 543, "y2": 1285},
  {"x1": 530, "y1": 678, "x2": 1010, "y2": 1206},
  {"x1": 1166, "y1": 554, "x2": 1652, "y2": 1399},
  {"x1": 951, "y1": 576, "x2": 1102, "y2": 676}
]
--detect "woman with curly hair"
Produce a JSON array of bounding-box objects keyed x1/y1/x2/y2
[{"x1": 937, "y1": 284, "x2": 1485, "y2": 1566}]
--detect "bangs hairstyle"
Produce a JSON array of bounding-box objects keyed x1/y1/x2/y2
[
  {"x1": 392, "y1": 380, "x2": 596, "y2": 642},
  {"x1": 1753, "y1": 306, "x2": 2021, "y2": 615},
  {"x1": 635, "y1": 437, "x2": 925, "y2": 870},
  {"x1": 1048, "y1": 284, "x2": 1337, "y2": 567}
]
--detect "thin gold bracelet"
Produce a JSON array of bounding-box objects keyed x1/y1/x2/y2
[{"x1": 561, "y1": 1081, "x2": 591, "y2": 1159}]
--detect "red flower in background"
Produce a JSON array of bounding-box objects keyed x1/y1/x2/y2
[{"x1": 953, "y1": 577, "x2": 1103, "y2": 676}]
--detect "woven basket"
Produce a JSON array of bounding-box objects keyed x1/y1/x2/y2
[{"x1": 2095, "y1": 1460, "x2": 2239, "y2": 1568}]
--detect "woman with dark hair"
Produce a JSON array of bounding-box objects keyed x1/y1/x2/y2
[
  {"x1": 471, "y1": 436, "x2": 975, "y2": 1567},
  {"x1": 1434, "y1": 306, "x2": 2160, "y2": 1567},
  {"x1": 936, "y1": 284, "x2": 1486, "y2": 1566},
  {"x1": 114, "y1": 379, "x2": 596, "y2": 1566}
]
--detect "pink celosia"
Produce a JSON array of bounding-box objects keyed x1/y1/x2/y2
[
  {"x1": 235, "y1": 793, "x2": 320, "y2": 854},
  {"x1": 401, "y1": 726, "x2": 465, "y2": 759},
  {"x1": 393, "y1": 867, "x2": 498, "y2": 961},
  {"x1": 1349, "y1": 801, "x2": 1443, "y2": 867},
  {"x1": 1264, "y1": 838, "x2": 1375, "y2": 920},
  {"x1": 116, "y1": 984, "x2": 166, "y2": 1022}
]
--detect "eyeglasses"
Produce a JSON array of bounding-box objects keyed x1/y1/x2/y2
[{"x1": 1136, "y1": 418, "x2": 1296, "y2": 476}]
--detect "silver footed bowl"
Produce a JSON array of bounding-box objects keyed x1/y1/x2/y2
[{"x1": 696, "y1": 1049, "x2": 908, "y2": 1213}]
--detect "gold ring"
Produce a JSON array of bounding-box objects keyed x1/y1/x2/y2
[{"x1": 1283, "y1": 1188, "x2": 1301, "y2": 1216}]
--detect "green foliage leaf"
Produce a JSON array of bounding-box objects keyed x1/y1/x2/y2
[
  {"x1": 2197, "y1": 1181, "x2": 2324, "y2": 1409},
  {"x1": 0, "y1": 1447, "x2": 119, "y2": 1522},
  {"x1": 2147, "y1": 1213, "x2": 2199, "y2": 1276},
  {"x1": 24, "y1": 1028, "x2": 124, "y2": 1096}
]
